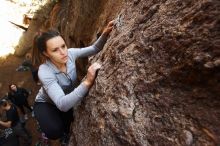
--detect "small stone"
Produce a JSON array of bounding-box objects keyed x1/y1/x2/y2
[
  {"x1": 193, "y1": 56, "x2": 204, "y2": 63},
  {"x1": 193, "y1": 53, "x2": 211, "y2": 63},
  {"x1": 183, "y1": 130, "x2": 193, "y2": 146},
  {"x1": 204, "y1": 61, "x2": 214, "y2": 68},
  {"x1": 213, "y1": 59, "x2": 220, "y2": 67}
]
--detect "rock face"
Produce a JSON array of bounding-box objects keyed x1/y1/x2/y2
[
  {"x1": 16, "y1": 0, "x2": 220, "y2": 145},
  {"x1": 67, "y1": 0, "x2": 220, "y2": 145}
]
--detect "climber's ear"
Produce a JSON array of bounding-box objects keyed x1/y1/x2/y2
[{"x1": 43, "y1": 51, "x2": 49, "y2": 58}]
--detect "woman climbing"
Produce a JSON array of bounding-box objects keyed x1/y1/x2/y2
[{"x1": 32, "y1": 20, "x2": 114, "y2": 144}]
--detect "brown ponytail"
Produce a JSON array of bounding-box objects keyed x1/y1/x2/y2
[{"x1": 32, "y1": 32, "x2": 44, "y2": 67}]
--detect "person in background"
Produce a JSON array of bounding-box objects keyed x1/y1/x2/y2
[
  {"x1": 32, "y1": 20, "x2": 114, "y2": 145},
  {"x1": 0, "y1": 100, "x2": 19, "y2": 146},
  {"x1": 8, "y1": 84, "x2": 33, "y2": 120},
  {"x1": 21, "y1": 53, "x2": 41, "y2": 85},
  {"x1": 16, "y1": 52, "x2": 41, "y2": 85},
  {"x1": 0, "y1": 99, "x2": 31, "y2": 146}
]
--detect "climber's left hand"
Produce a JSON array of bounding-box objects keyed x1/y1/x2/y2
[{"x1": 102, "y1": 20, "x2": 114, "y2": 36}]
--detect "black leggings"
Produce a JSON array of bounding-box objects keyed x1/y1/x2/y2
[{"x1": 33, "y1": 102, "x2": 73, "y2": 140}]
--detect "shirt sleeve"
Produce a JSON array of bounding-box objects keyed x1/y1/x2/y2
[
  {"x1": 68, "y1": 34, "x2": 108, "y2": 59},
  {"x1": 38, "y1": 65, "x2": 89, "y2": 112}
]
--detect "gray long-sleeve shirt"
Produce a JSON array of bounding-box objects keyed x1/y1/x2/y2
[{"x1": 35, "y1": 34, "x2": 107, "y2": 112}]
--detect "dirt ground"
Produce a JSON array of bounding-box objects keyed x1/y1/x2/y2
[{"x1": 0, "y1": 54, "x2": 59, "y2": 146}]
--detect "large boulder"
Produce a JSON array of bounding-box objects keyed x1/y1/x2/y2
[{"x1": 66, "y1": 0, "x2": 220, "y2": 145}]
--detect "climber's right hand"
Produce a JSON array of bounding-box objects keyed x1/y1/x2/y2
[{"x1": 83, "y1": 62, "x2": 101, "y2": 88}]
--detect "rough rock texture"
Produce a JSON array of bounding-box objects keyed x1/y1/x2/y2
[
  {"x1": 15, "y1": 0, "x2": 220, "y2": 145},
  {"x1": 68, "y1": 0, "x2": 220, "y2": 146}
]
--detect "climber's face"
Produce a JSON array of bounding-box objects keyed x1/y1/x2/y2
[{"x1": 43, "y1": 36, "x2": 68, "y2": 66}]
